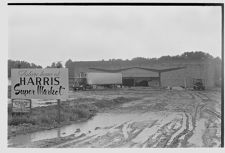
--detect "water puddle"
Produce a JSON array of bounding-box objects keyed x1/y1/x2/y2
[{"x1": 8, "y1": 111, "x2": 170, "y2": 147}]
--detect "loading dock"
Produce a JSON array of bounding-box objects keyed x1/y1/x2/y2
[{"x1": 89, "y1": 67, "x2": 186, "y2": 87}]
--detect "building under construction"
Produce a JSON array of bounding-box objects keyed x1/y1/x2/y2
[{"x1": 67, "y1": 58, "x2": 221, "y2": 89}]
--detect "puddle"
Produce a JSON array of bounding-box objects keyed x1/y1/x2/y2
[{"x1": 8, "y1": 111, "x2": 170, "y2": 147}]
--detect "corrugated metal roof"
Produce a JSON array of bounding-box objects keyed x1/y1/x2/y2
[{"x1": 89, "y1": 66, "x2": 186, "y2": 73}]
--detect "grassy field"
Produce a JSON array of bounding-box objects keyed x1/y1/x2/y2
[{"x1": 8, "y1": 96, "x2": 137, "y2": 138}]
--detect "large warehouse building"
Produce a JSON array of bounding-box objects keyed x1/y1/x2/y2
[{"x1": 67, "y1": 58, "x2": 221, "y2": 89}]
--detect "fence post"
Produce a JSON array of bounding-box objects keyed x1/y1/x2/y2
[
  {"x1": 57, "y1": 99, "x2": 61, "y2": 124},
  {"x1": 29, "y1": 99, "x2": 32, "y2": 115}
]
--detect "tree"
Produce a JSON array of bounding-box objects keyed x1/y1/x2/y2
[
  {"x1": 51, "y1": 62, "x2": 56, "y2": 68},
  {"x1": 46, "y1": 61, "x2": 63, "y2": 68},
  {"x1": 180, "y1": 51, "x2": 213, "y2": 60},
  {"x1": 56, "y1": 61, "x2": 63, "y2": 68},
  {"x1": 65, "y1": 59, "x2": 73, "y2": 68},
  {"x1": 8, "y1": 59, "x2": 42, "y2": 78}
]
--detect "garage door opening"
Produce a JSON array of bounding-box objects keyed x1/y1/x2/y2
[
  {"x1": 123, "y1": 77, "x2": 160, "y2": 87},
  {"x1": 122, "y1": 78, "x2": 134, "y2": 87}
]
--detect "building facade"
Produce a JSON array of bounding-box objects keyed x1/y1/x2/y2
[{"x1": 67, "y1": 59, "x2": 221, "y2": 89}]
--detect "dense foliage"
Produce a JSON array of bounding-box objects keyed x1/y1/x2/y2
[
  {"x1": 64, "y1": 51, "x2": 221, "y2": 67},
  {"x1": 8, "y1": 60, "x2": 42, "y2": 78},
  {"x1": 8, "y1": 51, "x2": 221, "y2": 78},
  {"x1": 46, "y1": 61, "x2": 63, "y2": 68}
]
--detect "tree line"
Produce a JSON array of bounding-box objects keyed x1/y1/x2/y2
[
  {"x1": 8, "y1": 60, "x2": 64, "y2": 78},
  {"x1": 8, "y1": 60, "x2": 42, "y2": 78},
  {"x1": 8, "y1": 51, "x2": 221, "y2": 78},
  {"x1": 64, "y1": 51, "x2": 221, "y2": 67},
  {"x1": 105, "y1": 51, "x2": 218, "y2": 62}
]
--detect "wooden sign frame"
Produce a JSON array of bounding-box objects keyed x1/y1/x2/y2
[{"x1": 11, "y1": 99, "x2": 32, "y2": 114}]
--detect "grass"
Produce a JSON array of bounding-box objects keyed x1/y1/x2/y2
[
  {"x1": 8, "y1": 96, "x2": 138, "y2": 137},
  {"x1": 8, "y1": 101, "x2": 98, "y2": 137},
  {"x1": 8, "y1": 102, "x2": 97, "y2": 126}
]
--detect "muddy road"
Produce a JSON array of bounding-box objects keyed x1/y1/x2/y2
[{"x1": 8, "y1": 88, "x2": 221, "y2": 148}]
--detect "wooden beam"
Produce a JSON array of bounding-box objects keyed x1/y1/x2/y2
[{"x1": 159, "y1": 72, "x2": 161, "y2": 87}]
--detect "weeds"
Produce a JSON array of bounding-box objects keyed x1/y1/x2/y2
[
  {"x1": 8, "y1": 96, "x2": 135, "y2": 136},
  {"x1": 8, "y1": 102, "x2": 97, "y2": 126},
  {"x1": 9, "y1": 115, "x2": 36, "y2": 126}
]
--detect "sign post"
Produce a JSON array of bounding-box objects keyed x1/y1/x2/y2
[{"x1": 57, "y1": 99, "x2": 61, "y2": 124}]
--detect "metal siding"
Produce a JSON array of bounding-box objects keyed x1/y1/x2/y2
[
  {"x1": 70, "y1": 60, "x2": 220, "y2": 88},
  {"x1": 121, "y1": 68, "x2": 158, "y2": 77}
]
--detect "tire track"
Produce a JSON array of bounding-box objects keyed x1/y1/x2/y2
[{"x1": 166, "y1": 113, "x2": 189, "y2": 147}]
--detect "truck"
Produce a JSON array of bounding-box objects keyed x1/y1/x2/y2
[
  {"x1": 86, "y1": 72, "x2": 122, "y2": 86},
  {"x1": 192, "y1": 78, "x2": 205, "y2": 90},
  {"x1": 72, "y1": 72, "x2": 123, "y2": 91},
  {"x1": 72, "y1": 78, "x2": 89, "y2": 91}
]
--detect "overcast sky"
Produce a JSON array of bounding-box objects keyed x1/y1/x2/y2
[{"x1": 8, "y1": 5, "x2": 222, "y2": 67}]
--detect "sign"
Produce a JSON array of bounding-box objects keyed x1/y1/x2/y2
[
  {"x1": 11, "y1": 68, "x2": 69, "y2": 99},
  {"x1": 12, "y1": 99, "x2": 31, "y2": 113}
]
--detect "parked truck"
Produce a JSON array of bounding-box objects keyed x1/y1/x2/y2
[
  {"x1": 72, "y1": 72, "x2": 122, "y2": 91},
  {"x1": 192, "y1": 78, "x2": 205, "y2": 90},
  {"x1": 86, "y1": 72, "x2": 122, "y2": 86},
  {"x1": 72, "y1": 78, "x2": 89, "y2": 91}
]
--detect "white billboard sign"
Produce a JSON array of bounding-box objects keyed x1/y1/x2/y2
[
  {"x1": 12, "y1": 99, "x2": 31, "y2": 113},
  {"x1": 11, "y1": 68, "x2": 69, "y2": 99}
]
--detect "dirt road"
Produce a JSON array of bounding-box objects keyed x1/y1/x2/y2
[{"x1": 8, "y1": 88, "x2": 221, "y2": 148}]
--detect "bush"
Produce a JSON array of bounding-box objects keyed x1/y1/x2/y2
[
  {"x1": 69, "y1": 104, "x2": 96, "y2": 119},
  {"x1": 8, "y1": 101, "x2": 97, "y2": 127},
  {"x1": 75, "y1": 109, "x2": 89, "y2": 118},
  {"x1": 9, "y1": 115, "x2": 36, "y2": 126},
  {"x1": 39, "y1": 116, "x2": 54, "y2": 125}
]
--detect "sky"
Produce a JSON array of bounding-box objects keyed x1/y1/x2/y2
[{"x1": 8, "y1": 5, "x2": 222, "y2": 68}]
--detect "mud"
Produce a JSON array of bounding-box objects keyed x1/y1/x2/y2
[{"x1": 8, "y1": 88, "x2": 221, "y2": 148}]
